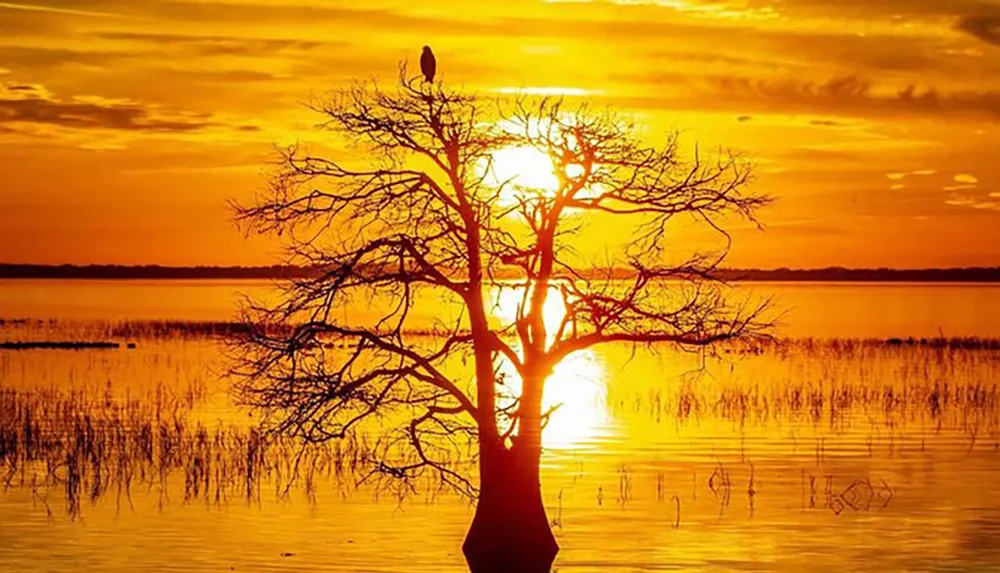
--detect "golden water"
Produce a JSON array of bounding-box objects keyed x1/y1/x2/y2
[{"x1": 2, "y1": 280, "x2": 999, "y2": 572}]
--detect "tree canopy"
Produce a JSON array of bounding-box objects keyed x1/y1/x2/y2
[{"x1": 229, "y1": 66, "x2": 772, "y2": 499}]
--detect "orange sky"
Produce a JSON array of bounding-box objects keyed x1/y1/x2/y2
[{"x1": 1, "y1": 0, "x2": 998, "y2": 268}]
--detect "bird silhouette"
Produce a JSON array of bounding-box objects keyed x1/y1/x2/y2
[{"x1": 420, "y1": 46, "x2": 436, "y2": 83}]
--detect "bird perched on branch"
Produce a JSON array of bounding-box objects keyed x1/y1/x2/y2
[{"x1": 420, "y1": 46, "x2": 436, "y2": 83}]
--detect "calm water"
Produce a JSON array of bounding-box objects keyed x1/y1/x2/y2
[
  {"x1": 2, "y1": 280, "x2": 1000, "y2": 572},
  {"x1": 3, "y1": 280, "x2": 1000, "y2": 338}
]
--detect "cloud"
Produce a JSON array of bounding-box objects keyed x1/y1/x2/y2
[
  {"x1": 0, "y1": 1, "x2": 130, "y2": 18},
  {"x1": 0, "y1": 82, "x2": 212, "y2": 132},
  {"x1": 809, "y1": 119, "x2": 850, "y2": 127},
  {"x1": 887, "y1": 170, "x2": 938, "y2": 182},
  {"x1": 94, "y1": 32, "x2": 328, "y2": 57},
  {"x1": 163, "y1": 69, "x2": 280, "y2": 83},
  {"x1": 708, "y1": 74, "x2": 1000, "y2": 119},
  {"x1": 0, "y1": 36, "x2": 325, "y2": 78},
  {"x1": 605, "y1": 0, "x2": 780, "y2": 21},
  {"x1": 955, "y1": 173, "x2": 980, "y2": 183},
  {"x1": 945, "y1": 193, "x2": 1000, "y2": 211},
  {"x1": 956, "y1": 15, "x2": 1000, "y2": 47},
  {"x1": 0, "y1": 46, "x2": 130, "y2": 68},
  {"x1": 760, "y1": 218, "x2": 848, "y2": 237}
]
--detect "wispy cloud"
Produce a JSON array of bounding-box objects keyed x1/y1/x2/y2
[
  {"x1": 956, "y1": 15, "x2": 1000, "y2": 46},
  {"x1": 946, "y1": 194, "x2": 1000, "y2": 211},
  {"x1": 493, "y1": 86, "x2": 605, "y2": 96},
  {"x1": 0, "y1": 82, "x2": 213, "y2": 132},
  {"x1": 0, "y1": 1, "x2": 133, "y2": 18},
  {"x1": 94, "y1": 32, "x2": 329, "y2": 56},
  {"x1": 707, "y1": 74, "x2": 1000, "y2": 119}
]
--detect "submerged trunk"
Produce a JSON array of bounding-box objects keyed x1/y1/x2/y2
[{"x1": 462, "y1": 440, "x2": 558, "y2": 573}]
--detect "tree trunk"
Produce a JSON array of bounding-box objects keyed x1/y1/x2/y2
[{"x1": 462, "y1": 441, "x2": 558, "y2": 573}]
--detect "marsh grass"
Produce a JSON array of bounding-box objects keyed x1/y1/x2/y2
[
  {"x1": 0, "y1": 381, "x2": 397, "y2": 519},
  {"x1": 9, "y1": 317, "x2": 1000, "y2": 351},
  {"x1": 1, "y1": 318, "x2": 473, "y2": 343},
  {"x1": 0, "y1": 341, "x2": 134, "y2": 350},
  {"x1": 611, "y1": 338, "x2": 1000, "y2": 436},
  {"x1": 2, "y1": 322, "x2": 999, "y2": 520}
]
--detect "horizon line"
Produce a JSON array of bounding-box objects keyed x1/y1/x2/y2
[
  {"x1": 1, "y1": 263, "x2": 999, "y2": 271},
  {"x1": 2, "y1": 263, "x2": 1000, "y2": 283}
]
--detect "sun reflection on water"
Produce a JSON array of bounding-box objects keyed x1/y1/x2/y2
[{"x1": 490, "y1": 286, "x2": 612, "y2": 449}]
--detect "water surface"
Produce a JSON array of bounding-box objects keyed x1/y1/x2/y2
[{"x1": 2, "y1": 280, "x2": 999, "y2": 572}]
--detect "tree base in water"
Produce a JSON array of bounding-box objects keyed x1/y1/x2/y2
[{"x1": 462, "y1": 444, "x2": 558, "y2": 573}]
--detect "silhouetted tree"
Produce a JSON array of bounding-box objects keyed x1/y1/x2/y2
[{"x1": 230, "y1": 66, "x2": 771, "y2": 573}]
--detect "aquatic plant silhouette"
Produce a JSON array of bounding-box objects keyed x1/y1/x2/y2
[
  {"x1": 2, "y1": 337, "x2": 997, "y2": 533},
  {"x1": 0, "y1": 382, "x2": 379, "y2": 519}
]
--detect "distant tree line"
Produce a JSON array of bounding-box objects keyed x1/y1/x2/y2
[
  {"x1": 0, "y1": 264, "x2": 310, "y2": 280},
  {"x1": 2, "y1": 264, "x2": 999, "y2": 282},
  {"x1": 721, "y1": 267, "x2": 1000, "y2": 282}
]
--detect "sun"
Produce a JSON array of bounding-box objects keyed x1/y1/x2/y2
[
  {"x1": 481, "y1": 145, "x2": 560, "y2": 205},
  {"x1": 481, "y1": 141, "x2": 595, "y2": 208}
]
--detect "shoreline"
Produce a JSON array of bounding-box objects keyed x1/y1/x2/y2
[{"x1": 3, "y1": 264, "x2": 1000, "y2": 283}]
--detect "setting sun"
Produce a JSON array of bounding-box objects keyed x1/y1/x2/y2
[
  {"x1": 482, "y1": 143, "x2": 592, "y2": 206},
  {"x1": 482, "y1": 145, "x2": 560, "y2": 204}
]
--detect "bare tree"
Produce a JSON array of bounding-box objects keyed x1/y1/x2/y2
[{"x1": 230, "y1": 66, "x2": 771, "y2": 573}]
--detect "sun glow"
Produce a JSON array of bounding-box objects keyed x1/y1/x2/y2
[
  {"x1": 482, "y1": 145, "x2": 561, "y2": 205},
  {"x1": 490, "y1": 286, "x2": 611, "y2": 449},
  {"x1": 481, "y1": 144, "x2": 593, "y2": 207}
]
